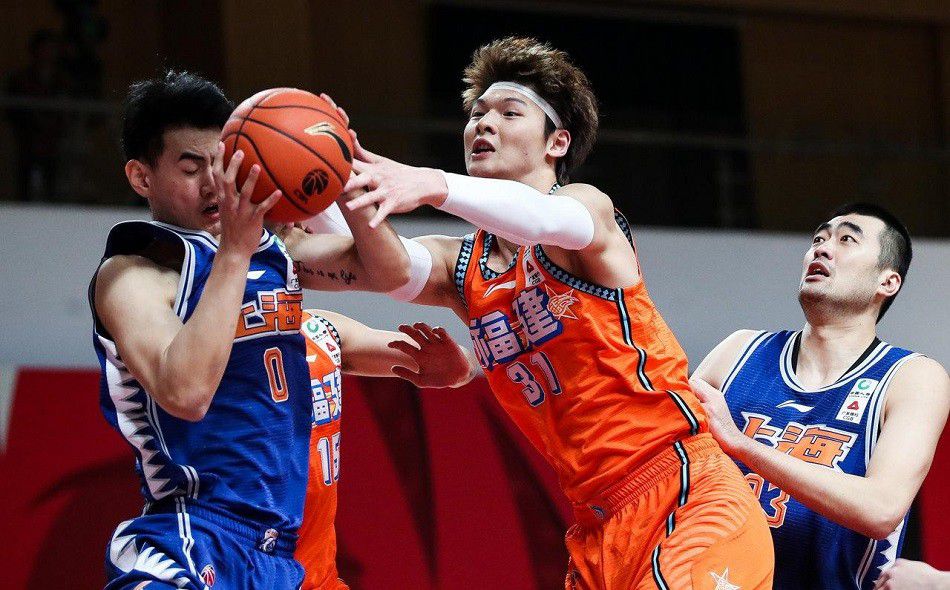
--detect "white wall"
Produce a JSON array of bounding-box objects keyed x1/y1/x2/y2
[{"x1": 1, "y1": 203, "x2": 947, "y2": 368}]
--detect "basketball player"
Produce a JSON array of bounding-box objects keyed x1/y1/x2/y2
[
  {"x1": 316, "y1": 37, "x2": 776, "y2": 588},
  {"x1": 92, "y1": 71, "x2": 412, "y2": 589},
  {"x1": 295, "y1": 312, "x2": 476, "y2": 590},
  {"x1": 690, "y1": 204, "x2": 949, "y2": 589}
]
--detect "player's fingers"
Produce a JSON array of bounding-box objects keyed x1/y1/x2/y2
[
  {"x1": 343, "y1": 171, "x2": 374, "y2": 193},
  {"x1": 432, "y1": 327, "x2": 451, "y2": 342},
  {"x1": 688, "y1": 377, "x2": 714, "y2": 402},
  {"x1": 368, "y1": 197, "x2": 396, "y2": 228},
  {"x1": 413, "y1": 322, "x2": 438, "y2": 341},
  {"x1": 256, "y1": 189, "x2": 283, "y2": 215},
  {"x1": 319, "y1": 92, "x2": 337, "y2": 110},
  {"x1": 350, "y1": 130, "x2": 380, "y2": 163},
  {"x1": 238, "y1": 164, "x2": 261, "y2": 202},
  {"x1": 388, "y1": 339, "x2": 421, "y2": 356},
  {"x1": 345, "y1": 188, "x2": 386, "y2": 211},
  {"x1": 212, "y1": 141, "x2": 225, "y2": 176},
  {"x1": 224, "y1": 149, "x2": 245, "y2": 185},
  {"x1": 398, "y1": 324, "x2": 429, "y2": 344}
]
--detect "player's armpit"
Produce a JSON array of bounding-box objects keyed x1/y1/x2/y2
[
  {"x1": 692, "y1": 329, "x2": 762, "y2": 390},
  {"x1": 406, "y1": 235, "x2": 468, "y2": 315}
]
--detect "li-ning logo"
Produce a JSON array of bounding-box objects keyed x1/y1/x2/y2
[
  {"x1": 302, "y1": 169, "x2": 330, "y2": 197},
  {"x1": 303, "y1": 121, "x2": 353, "y2": 163}
]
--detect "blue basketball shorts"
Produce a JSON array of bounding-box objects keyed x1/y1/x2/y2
[{"x1": 104, "y1": 501, "x2": 303, "y2": 590}]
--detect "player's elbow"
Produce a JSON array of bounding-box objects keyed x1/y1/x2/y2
[
  {"x1": 861, "y1": 505, "x2": 906, "y2": 540},
  {"x1": 154, "y1": 383, "x2": 214, "y2": 422},
  {"x1": 375, "y1": 256, "x2": 412, "y2": 292}
]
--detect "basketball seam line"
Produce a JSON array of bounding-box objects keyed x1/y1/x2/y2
[
  {"x1": 235, "y1": 132, "x2": 311, "y2": 216},
  {"x1": 242, "y1": 116, "x2": 348, "y2": 187}
]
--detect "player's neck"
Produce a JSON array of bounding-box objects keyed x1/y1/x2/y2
[
  {"x1": 507, "y1": 167, "x2": 558, "y2": 194},
  {"x1": 797, "y1": 319, "x2": 878, "y2": 388}
]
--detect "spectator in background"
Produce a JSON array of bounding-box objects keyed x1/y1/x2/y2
[{"x1": 5, "y1": 29, "x2": 68, "y2": 201}]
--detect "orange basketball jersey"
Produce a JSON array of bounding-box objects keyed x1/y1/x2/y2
[
  {"x1": 295, "y1": 311, "x2": 347, "y2": 590},
  {"x1": 457, "y1": 213, "x2": 708, "y2": 503}
]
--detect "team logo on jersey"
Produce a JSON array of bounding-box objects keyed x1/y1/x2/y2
[
  {"x1": 741, "y1": 412, "x2": 856, "y2": 469},
  {"x1": 835, "y1": 378, "x2": 878, "y2": 424},
  {"x1": 259, "y1": 529, "x2": 279, "y2": 553},
  {"x1": 200, "y1": 564, "x2": 216, "y2": 587},
  {"x1": 709, "y1": 568, "x2": 740, "y2": 590},
  {"x1": 544, "y1": 285, "x2": 579, "y2": 320},
  {"x1": 235, "y1": 289, "x2": 303, "y2": 342}
]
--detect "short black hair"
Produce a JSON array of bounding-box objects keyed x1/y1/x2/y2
[
  {"x1": 121, "y1": 70, "x2": 233, "y2": 164},
  {"x1": 829, "y1": 202, "x2": 912, "y2": 321}
]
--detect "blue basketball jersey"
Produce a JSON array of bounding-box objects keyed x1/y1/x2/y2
[
  {"x1": 722, "y1": 330, "x2": 919, "y2": 589},
  {"x1": 92, "y1": 220, "x2": 312, "y2": 537}
]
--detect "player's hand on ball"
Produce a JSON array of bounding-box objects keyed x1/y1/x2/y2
[
  {"x1": 388, "y1": 323, "x2": 476, "y2": 388},
  {"x1": 874, "y1": 559, "x2": 950, "y2": 589},
  {"x1": 319, "y1": 93, "x2": 350, "y2": 128},
  {"x1": 343, "y1": 135, "x2": 447, "y2": 228},
  {"x1": 690, "y1": 377, "x2": 745, "y2": 454},
  {"x1": 213, "y1": 142, "x2": 282, "y2": 256}
]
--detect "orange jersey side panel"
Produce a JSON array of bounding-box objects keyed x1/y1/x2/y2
[
  {"x1": 460, "y1": 215, "x2": 707, "y2": 504},
  {"x1": 295, "y1": 311, "x2": 346, "y2": 590}
]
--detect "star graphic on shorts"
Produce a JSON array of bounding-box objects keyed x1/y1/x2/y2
[{"x1": 710, "y1": 568, "x2": 740, "y2": 590}]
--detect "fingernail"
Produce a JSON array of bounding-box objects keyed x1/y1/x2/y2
[{"x1": 235, "y1": 150, "x2": 244, "y2": 158}]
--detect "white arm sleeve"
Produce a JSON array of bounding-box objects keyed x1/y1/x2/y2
[
  {"x1": 437, "y1": 172, "x2": 595, "y2": 250},
  {"x1": 301, "y1": 203, "x2": 432, "y2": 302}
]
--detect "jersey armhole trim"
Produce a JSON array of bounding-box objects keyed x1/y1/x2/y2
[
  {"x1": 453, "y1": 232, "x2": 476, "y2": 305},
  {"x1": 721, "y1": 330, "x2": 772, "y2": 393},
  {"x1": 864, "y1": 352, "x2": 922, "y2": 465}
]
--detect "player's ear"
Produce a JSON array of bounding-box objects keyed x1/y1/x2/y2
[
  {"x1": 878, "y1": 269, "x2": 901, "y2": 298},
  {"x1": 547, "y1": 129, "x2": 571, "y2": 159},
  {"x1": 125, "y1": 159, "x2": 151, "y2": 199}
]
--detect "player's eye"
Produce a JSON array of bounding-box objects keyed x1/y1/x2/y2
[
  {"x1": 841, "y1": 235, "x2": 856, "y2": 243},
  {"x1": 470, "y1": 111, "x2": 484, "y2": 119},
  {"x1": 504, "y1": 111, "x2": 520, "y2": 117},
  {"x1": 812, "y1": 236, "x2": 824, "y2": 244}
]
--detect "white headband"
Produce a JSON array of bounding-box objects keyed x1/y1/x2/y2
[{"x1": 480, "y1": 81, "x2": 563, "y2": 129}]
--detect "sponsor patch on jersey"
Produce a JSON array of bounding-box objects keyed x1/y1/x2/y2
[
  {"x1": 522, "y1": 250, "x2": 544, "y2": 287},
  {"x1": 835, "y1": 377, "x2": 878, "y2": 424}
]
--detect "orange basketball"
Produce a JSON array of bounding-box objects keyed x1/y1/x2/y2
[{"x1": 221, "y1": 88, "x2": 353, "y2": 222}]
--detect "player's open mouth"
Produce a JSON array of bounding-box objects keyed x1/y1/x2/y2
[
  {"x1": 202, "y1": 205, "x2": 220, "y2": 218},
  {"x1": 471, "y1": 138, "x2": 495, "y2": 157},
  {"x1": 806, "y1": 261, "x2": 830, "y2": 279}
]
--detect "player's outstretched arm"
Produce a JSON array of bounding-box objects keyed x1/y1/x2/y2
[
  {"x1": 95, "y1": 144, "x2": 281, "y2": 421},
  {"x1": 341, "y1": 136, "x2": 619, "y2": 251},
  {"x1": 278, "y1": 186, "x2": 411, "y2": 293},
  {"x1": 315, "y1": 310, "x2": 477, "y2": 387},
  {"x1": 692, "y1": 356, "x2": 949, "y2": 540}
]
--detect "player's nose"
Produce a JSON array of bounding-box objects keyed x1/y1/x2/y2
[{"x1": 476, "y1": 110, "x2": 499, "y2": 134}]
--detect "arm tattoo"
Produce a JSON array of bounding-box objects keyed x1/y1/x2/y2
[{"x1": 297, "y1": 263, "x2": 358, "y2": 285}]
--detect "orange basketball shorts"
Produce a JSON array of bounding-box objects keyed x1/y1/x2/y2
[{"x1": 565, "y1": 434, "x2": 774, "y2": 590}]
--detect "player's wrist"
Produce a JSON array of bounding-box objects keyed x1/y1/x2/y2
[{"x1": 424, "y1": 168, "x2": 449, "y2": 207}]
